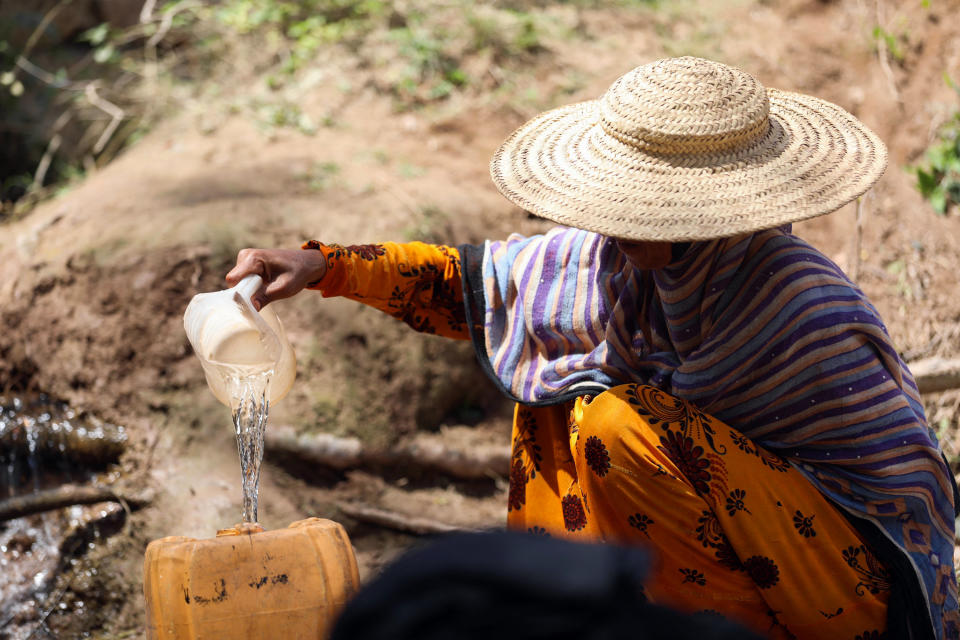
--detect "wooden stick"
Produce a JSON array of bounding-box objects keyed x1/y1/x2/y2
[
  {"x1": 852, "y1": 197, "x2": 863, "y2": 283},
  {"x1": 0, "y1": 485, "x2": 150, "y2": 522},
  {"x1": 909, "y1": 357, "x2": 960, "y2": 395},
  {"x1": 336, "y1": 502, "x2": 477, "y2": 536},
  {"x1": 84, "y1": 82, "x2": 126, "y2": 155},
  {"x1": 267, "y1": 429, "x2": 364, "y2": 469},
  {"x1": 265, "y1": 427, "x2": 510, "y2": 480},
  {"x1": 0, "y1": 420, "x2": 126, "y2": 465}
]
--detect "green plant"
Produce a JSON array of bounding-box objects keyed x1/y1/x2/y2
[
  {"x1": 255, "y1": 100, "x2": 317, "y2": 134},
  {"x1": 872, "y1": 25, "x2": 906, "y2": 63},
  {"x1": 213, "y1": 0, "x2": 386, "y2": 77},
  {"x1": 397, "y1": 161, "x2": 426, "y2": 178},
  {"x1": 300, "y1": 161, "x2": 342, "y2": 191},
  {"x1": 403, "y1": 205, "x2": 449, "y2": 243},
  {"x1": 1, "y1": 0, "x2": 646, "y2": 215},
  {"x1": 912, "y1": 75, "x2": 960, "y2": 215},
  {"x1": 389, "y1": 21, "x2": 466, "y2": 102},
  {"x1": 466, "y1": 8, "x2": 544, "y2": 61},
  {"x1": 554, "y1": 0, "x2": 660, "y2": 6}
]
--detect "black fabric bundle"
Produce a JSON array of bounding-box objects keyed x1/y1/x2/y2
[{"x1": 330, "y1": 531, "x2": 763, "y2": 640}]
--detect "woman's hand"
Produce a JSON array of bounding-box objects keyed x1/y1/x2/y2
[{"x1": 225, "y1": 248, "x2": 327, "y2": 310}]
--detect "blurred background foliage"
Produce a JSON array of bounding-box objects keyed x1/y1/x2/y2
[
  {"x1": 912, "y1": 74, "x2": 960, "y2": 215},
  {"x1": 0, "y1": 0, "x2": 659, "y2": 215},
  {"x1": 2, "y1": 0, "x2": 956, "y2": 219}
]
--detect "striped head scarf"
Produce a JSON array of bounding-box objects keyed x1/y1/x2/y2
[{"x1": 459, "y1": 226, "x2": 958, "y2": 638}]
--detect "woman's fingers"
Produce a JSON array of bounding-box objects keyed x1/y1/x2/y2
[
  {"x1": 263, "y1": 272, "x2": 299, "y2": 305},
  {"x1": 225, "y1": 248, "x2": 327, "y2": 308},
  {"x1": 226, "y1": 248, "x2": 267, "y2": 286}
]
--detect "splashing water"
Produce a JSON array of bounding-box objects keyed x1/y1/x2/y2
[
  {"x1": 226, "y1": 370, "x2": 271, "y2": 524},
  {"x1": 0, "y1": 395, "x2": 128, "y2": 640}
]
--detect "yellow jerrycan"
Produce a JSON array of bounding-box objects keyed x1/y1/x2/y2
[{"x1": 143, "y1": 518, "x2": 360, "y2": 639}]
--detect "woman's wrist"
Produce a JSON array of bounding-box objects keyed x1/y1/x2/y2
[{"x1": 301, "y1": 240, "x2": 331, "y2": 289}]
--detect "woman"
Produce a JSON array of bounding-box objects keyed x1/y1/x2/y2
[{"x1": 226, "y1": 57, "x2": 958, "y2": 639}]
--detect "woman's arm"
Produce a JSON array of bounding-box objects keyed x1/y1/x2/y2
[{"x1": 226, "y1": 241, "x2": 469, "y2": 340}]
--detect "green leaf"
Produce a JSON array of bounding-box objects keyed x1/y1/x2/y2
[
  {"x1": 445, "y1": 68, "x2": 467, "y2": 86},
  {"x1": 946, "y1": 154, "x2": 960, "y2": 175},
  {"x1": 81, "y1": 23, "x2": 110, "y2": 46},
  {"x1": 93, "y1": 44, "x2": 115, "y2": 64},
  {"x1": 945, "y1": 72, "x2": 959, "y2": 96},
  {"x1": 930, "y1": 187, "x2": 948, "y2": 214},
  {"x1": 915, "y1": 168, "x2": 938, "y2": 196},
  {"x1": 946, "y1": 179, "x2": 960, "y2": 206},
  {"x1": 927, "y1": 143, "x2": 950, "y2": 168}
]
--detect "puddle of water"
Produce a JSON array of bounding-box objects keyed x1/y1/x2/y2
[
  {"x1": 0, "y1": 396, "x2": 127, "y2": 639},
  {"x1": 0, "y1": 502, "x2": 125, "y2": 640}
]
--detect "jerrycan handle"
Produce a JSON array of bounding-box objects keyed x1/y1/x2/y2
[{"x1": 233, "y1": 275, "x2": 282, "y2": 364}]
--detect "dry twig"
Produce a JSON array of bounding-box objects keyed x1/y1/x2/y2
[
  {"x1": 909, "y1": 357, "x2": 960, "y2": 395},
  {"x1": 874, "y1": 0, "x2": 901, "y2": 105},
  {"x1": 266, "y1": 426, "x2": 510, "y2": 480},
  {"x1": 84, "y1": 82, "x2": 126, "y2": 155},
  {"x1": 32, "y1": 112, "x2": 72, "y2": 189},
  {"x1": 0, "y1": 485, "x2": 150, "y2": 522},
  {"x1": 18, "y1": 0, "x2": 74, "y2": 62},
  {"x1": 852, "y1": 197, "x2": 864, "y2": 283},
  {"x1": 336, "y1": 502, "x2": 477, "y2": 536}
]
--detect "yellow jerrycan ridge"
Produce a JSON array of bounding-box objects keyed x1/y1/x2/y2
[{"x1": 143, "y1": 518, "x2": 360, "y2": 640}]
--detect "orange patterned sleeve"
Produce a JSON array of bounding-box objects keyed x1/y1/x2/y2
[{"x1": 301, "y1": 240, "x2": 469, "y2": 340}]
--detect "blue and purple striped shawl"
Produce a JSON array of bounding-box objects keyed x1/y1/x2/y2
[{"x1": 460, "y1": 226, "x2": 957, "y2": 638}]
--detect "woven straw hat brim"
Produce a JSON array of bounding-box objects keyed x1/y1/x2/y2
[{"x1": 490, "y1": 89, "x2": 887, "y2": 242}]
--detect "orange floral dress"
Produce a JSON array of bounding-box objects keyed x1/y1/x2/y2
[{"x1": 306, "y1": 240, "x2": 891, "y2": 640}]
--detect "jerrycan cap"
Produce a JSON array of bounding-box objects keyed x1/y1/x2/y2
[{"x1": 216, "y1": 522, "x2": 265, "y2": 537}]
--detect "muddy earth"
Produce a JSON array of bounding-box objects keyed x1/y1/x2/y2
[{"x1": 2, "y1": 0, "x2": 960, "y2": 637}]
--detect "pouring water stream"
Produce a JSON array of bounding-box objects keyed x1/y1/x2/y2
[{"x1": 183, "y1": 275, "x2": 296, "y2": 525}]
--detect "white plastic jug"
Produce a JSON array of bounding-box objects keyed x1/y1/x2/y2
[{"x1": 183, "y1": 275, "x2": 296, "y2": 406}]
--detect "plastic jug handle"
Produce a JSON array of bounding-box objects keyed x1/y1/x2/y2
[
  {"x1": 233, "y1": 275, "x2": 282, "y2": 363},
  {"x1": 233, "y1": 274, "x2": 263, "y2": 303}
]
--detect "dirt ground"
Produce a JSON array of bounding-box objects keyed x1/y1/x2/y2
[{"x1": 2, "y1": 0, "x2": 960, "y2": 637}]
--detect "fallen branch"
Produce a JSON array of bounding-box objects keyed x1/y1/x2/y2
[
  {"x1": 0, "y1": 485, "x2": 150, "y2": 522},
  {"x1": 84, "y1": 82, "x2": 126, "y2": 155},
  {"x1": 391, "y1": 437, "x2": 510, "y2": 480},
  {"x1": 265, "y1": 427, "x2": 510, "y2": 480},
  {"x1": 30, "y1": 110, "x2": 70, "y2": 190},
  {"x1": 0, "y1": 420, "x2": 126, "y2": 465},
  {"x1": 851, "y1": 197, "x2": 863, "y2": 283},
  {"x1": 140, "y1": 0, "x2": 159, "y2": 23},
  {"x1": 336, "y1": 502, "x2": 475, "y2": 536},
  {"x1": 19, "y1": 0, "x2": 73, "y2": 61},
  {"x1": 910, "y1": 357, "x2": 960, "y2": 395},
  {"x1": 32, "y1": 133, "x2": 62, "y2": 190}
]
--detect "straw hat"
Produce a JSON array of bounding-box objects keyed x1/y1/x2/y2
[{"x1": 490, "y1": 56, "x2": 887, "y2": 242}]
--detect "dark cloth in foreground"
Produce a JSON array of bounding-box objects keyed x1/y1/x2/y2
[{"x1": 329, "y1": 531, "x2": 762, "y2": 640}]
